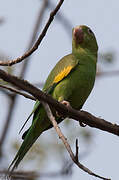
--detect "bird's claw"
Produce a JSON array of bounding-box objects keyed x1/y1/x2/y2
[
  {"x1": 79, "y1": 121, "x2": 87, "y2": 127},
  {"x1": 61, "y1": 100, "x2": 70, "y2": 107},
  {"x1": 56, "y1": 100, "x2": 70, "y2": 117}
]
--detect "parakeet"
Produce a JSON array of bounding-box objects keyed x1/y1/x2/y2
[{"x1": 8, "y1": 25, "x2": 98, "y2": 172}]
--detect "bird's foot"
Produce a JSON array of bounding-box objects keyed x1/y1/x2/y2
[
  {"x1": 79, "y1": 121, "x2": 86, "y2": 127},
  {"x1": 61, "y1": 100, "x2": 70, "y2": 107},
  {"x1": 56, "y1": 100, "x2": 70, "y2": 117}
]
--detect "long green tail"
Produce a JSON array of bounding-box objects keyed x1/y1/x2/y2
[{"x1": 8, "y1": 125, "x2": 42, "y2": 173}]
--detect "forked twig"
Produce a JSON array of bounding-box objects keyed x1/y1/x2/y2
[{"x1": 42, "y1": 102, "x2": 110, "y2": 180}]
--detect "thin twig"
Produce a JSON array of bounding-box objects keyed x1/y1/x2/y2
[
  {"x1": 45, "y1": 0, "x2": 72, "y2": 36},
  {"x1": 75, "y1": 139, "x2": 79, "y2": 162},
  {"x1": 42, "y1": 102, "x2": 110, "y2": 180},
  {"x1": 0, "y1": 0, "x2": 65, "y2": 66},
  {"x1": 0, "y1": 69, "x2": 119, "y2": 137},
  {"x1": 0, "y1": 84, "x2": 36, "y2": 101}
]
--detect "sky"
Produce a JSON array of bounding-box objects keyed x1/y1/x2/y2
[{"x1": 0, "y1": 0, "x2": 119, "y2": 180}]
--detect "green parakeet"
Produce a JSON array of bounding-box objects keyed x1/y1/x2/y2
[{"x1": 8, "y1": 25, "x2": 98, "y2": 172}]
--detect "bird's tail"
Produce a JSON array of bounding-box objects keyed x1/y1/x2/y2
[{"x1": 8, "y1": 125, "x2": 42, "y2": 173}]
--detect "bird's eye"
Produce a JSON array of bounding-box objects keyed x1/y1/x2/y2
[{"x1": 88, "y1": 28, "x2": 93, "y2": 35}]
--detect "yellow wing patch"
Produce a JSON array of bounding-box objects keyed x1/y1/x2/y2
[{"x1": 53, "y1": 65, "x2": 73, "y2": 83}]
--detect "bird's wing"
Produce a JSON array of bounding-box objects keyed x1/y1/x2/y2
[
  {"x1": 20, "y1": 54, "x2": 78, "y2": 133},
  {"x1": 43, "y1": 54, "x2": 78, "y2": 91}
]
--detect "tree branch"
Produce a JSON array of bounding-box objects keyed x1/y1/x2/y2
[
  {"x1": 45, "y1": 0, "x2": 72, "y2": 36},
  {"x1": 75, "y1": 139, "x2": 79, "y2": 162},
  {"x1": 0, "y1": 84, "x2": 36, "y2": 101},
  {"x1": 0, "y1": 69, "x2": 119, "y2": 137},
  {"x1": 42, "y1": 102, "x2": 110, "y2": 180},
  {"x1": 0, "y1": 0, "x2": 65, "y2": 66}
]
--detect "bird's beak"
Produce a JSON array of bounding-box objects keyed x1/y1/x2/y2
[{"x1": 73, "y1": 27, "x2": 84, "y2": 45}]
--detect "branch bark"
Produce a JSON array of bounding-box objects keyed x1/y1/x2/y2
[{"x1": 0, "y1": 69, "x2": 119, "y2": 137}]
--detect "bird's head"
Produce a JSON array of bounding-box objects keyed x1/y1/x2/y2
[{"x1": 72, "y1": 25, "x2": 98, "y2": 56}]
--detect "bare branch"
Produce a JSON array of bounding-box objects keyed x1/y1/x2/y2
[
  {"x1": 46, "y1": 0, "x2": 72, "y2": 36},
  {"x1": 0, "y1": 0, "x2": 65, "y2": 66},
  {"x1": 42, "y1": 102, "x2": 110, "y2": 180},
  {"x1": 0, "y1": 84, "x2": 36, "y2": 101},
  {"x1": 75, "y1": 139, "x2": 79, "y2": 162},
  {"x1": 0, "y1": 69, "x2": 119, "y2": 137}
]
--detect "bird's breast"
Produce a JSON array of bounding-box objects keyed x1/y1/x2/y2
[{"x1": 52, "y1": 63, "x2": 96, "y2": 110}]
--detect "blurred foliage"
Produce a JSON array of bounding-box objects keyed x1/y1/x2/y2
[
  {"x1": 98, "y1": 50, "x2": 116, "y2": 64},
  {"x1": 96, "y1": 50, "x2": 117, "y2": 76},
  {"x1": 0, "y1": 17, "x2": 5, "y2": 25}
]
